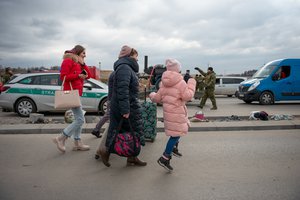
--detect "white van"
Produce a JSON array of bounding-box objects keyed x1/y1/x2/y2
[
  {"x1": 215, "y1": 76, "x2": 247, "y2": 97},
  {"x1": 194, "y1": 76, "x2": 247, "y2": 99}
]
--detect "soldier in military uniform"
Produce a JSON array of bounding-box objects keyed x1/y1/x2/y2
[
  {"x1": 194, "y1": 66, "x2": 217, "y2": 110},
  {"x1": 2, "y1": 67, "x2": 14, "y2": 84},
  {"x1": 195, "y1": 74, "x2": 205, "y2": 92}
]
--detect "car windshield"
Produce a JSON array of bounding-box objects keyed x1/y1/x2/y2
[{"x1": 252, "y1": 64, "x2": 277, "y2": 78}]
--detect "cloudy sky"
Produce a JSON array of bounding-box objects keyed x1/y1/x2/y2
[{"x1": 0, "y1": 0, "x2": 300, "y2": 74}]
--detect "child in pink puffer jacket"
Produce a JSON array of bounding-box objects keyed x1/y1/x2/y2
[{"x1": 149, "y1": 58, "x2": 196, "y2": 172}]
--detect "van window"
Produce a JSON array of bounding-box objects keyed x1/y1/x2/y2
[
  {"x1": 274, "y1": 66, "x2": 291, "y2": 80},
  {"x1": 222, "y1": 78, "x2": 245, "y2": 84},
  {"x1": 216, "y1": 78, "x2": 220, "y2": 85}
]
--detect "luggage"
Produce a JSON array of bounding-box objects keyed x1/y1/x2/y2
[
  {"x1": 141, "y1": 88, "x2": 157, "y2": 142},
  {"x1": 109, "y1": 118, "x2": 141, "y2": 157}
]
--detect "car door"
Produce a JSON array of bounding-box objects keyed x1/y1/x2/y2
[
  {"x1": 272, "y1": 66, "x2": 294, "y2": 100},
  {"x1": 291, "y1": 65, "x2": 300, "y2": 99},
  {"x1": 32, "y1": 74, "x2": 61, "y2": 111},
  {"x1": 81, "y1": 79, "x2": 107, "y2": 112}
]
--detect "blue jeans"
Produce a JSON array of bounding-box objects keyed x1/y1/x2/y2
[
  {"x1": 62, "y1": 106, "x2": 85, "y2": 140},
  {"x1": 164, "y1": 136, "x2": 180, "y2": 156}
]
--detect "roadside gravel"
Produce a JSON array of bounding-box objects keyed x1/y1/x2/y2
[{"x1": 0, "y1": 109, "x2": 100, "y2": 125}]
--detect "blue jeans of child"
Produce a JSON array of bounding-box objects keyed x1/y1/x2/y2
[
  {"x1": 164, "y1": 136, "x2": 180, "y2": 156},
  {"x1": 62, "y1": 106, "x2": 85, "y2": 140}
]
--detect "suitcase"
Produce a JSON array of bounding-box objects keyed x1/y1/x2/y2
[{"x1": 141, "y1": 88, "x2": 157, "y2": 142}]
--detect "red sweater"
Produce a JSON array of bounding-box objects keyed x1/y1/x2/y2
[{"x1": 60, "y1": 58, "x2": 91, "y2": 96}]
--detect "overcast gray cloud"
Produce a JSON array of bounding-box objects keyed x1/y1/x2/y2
[{"x1": 0, "y1": 0, "x2": 300, "y2": 74}]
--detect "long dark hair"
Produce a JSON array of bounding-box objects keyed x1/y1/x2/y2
[{"x1": 71, "y1": 45, "x2": 85, "y2": 56}]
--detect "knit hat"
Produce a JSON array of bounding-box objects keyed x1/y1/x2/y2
[
  {"x1": 118, "y1": 45, "x2": 132, "y2": 58},
  {"x1": 165, "y1": 58, "x2": 181, "y2": 72}
]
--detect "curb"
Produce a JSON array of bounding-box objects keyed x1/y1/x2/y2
[{"x1": 1, "y1": 119, "x2": 299, "y2": 134}]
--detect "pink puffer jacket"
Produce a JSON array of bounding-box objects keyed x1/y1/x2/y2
[{"x1": 149, "y1": 71, "x2": 196, "y2": 136}]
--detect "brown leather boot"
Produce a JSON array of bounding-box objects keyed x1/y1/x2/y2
[
  {"x1": 100, "y1": 150, "x2": 111, "y2": 167},
  {"x1": 127, "y1": 157, "x2": 147, "y2": 166}
]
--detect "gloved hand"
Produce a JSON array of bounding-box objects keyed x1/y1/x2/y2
[{"x1": 194, "y1": 67, "x2": 200, "y2": 71}]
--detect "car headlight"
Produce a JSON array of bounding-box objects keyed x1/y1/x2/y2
[{"x1": 248, "y1": 81, "x2": 260, "y2": 91}]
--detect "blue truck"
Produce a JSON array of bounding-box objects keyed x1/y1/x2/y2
[{"x1": 236, "y1": 58, "x2": 300, "y2": 104}]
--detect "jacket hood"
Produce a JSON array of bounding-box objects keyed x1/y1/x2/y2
[
  {"x1": 113, "y1": 57, "x2": 139, "y2": 73},
  {"x1": 63, "y1": 53, "x2": 79, "y2": 63},
  {"x1": 161, "y1": 71, "x2": 183, "y2": 87}
]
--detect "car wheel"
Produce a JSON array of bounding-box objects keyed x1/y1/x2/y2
[
  {"x1": 259, "y1": 91, "x2": 274, "y2": 105},
  {"x1": 227, "y1": 95, "x2": 233, "y2": 97},
  {"x1": 243, "y1": 100, "x2": 252, "y2": 104},
  {"x1": 99, "y1": 98, "x2": 108, "y2": 114},
  {"x1": 15, "y1": 98, "x2": 37, "y2": 117}
]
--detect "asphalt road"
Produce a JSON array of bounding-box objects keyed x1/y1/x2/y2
[
  {"x1": 1, "y1": 97, "x2": 300, "y2": 123},
  {"x1": 0, "y1": 130, "x2": 299, "y2": 200}
]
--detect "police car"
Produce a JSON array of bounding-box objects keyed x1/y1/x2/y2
[{"x1": 0, "y1": 73, "x2": 108, "y2": 117}]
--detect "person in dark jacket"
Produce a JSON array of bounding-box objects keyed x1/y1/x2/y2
[
  {"x1": 183, "y1": 70, "x2": 191, "y2": 83},
  {"x1": 100, "y1": 45, "x2": 147, "y2": 167},
  {"x1": 91, "y1": 71, "x2": 114, "y2": 138}
]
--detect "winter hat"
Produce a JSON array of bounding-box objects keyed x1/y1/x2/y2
[
  {"x1": 165, "y1": 58, "x2": 181, "y2": 72},
  {"x1": 118, "y1": 45, "x2": 132, "y2": 58}
]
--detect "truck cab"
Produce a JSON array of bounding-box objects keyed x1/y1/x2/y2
[{"x1": 236, "y1": 58, "x2": 300, "y2": 104}]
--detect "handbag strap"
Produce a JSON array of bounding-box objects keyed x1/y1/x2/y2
[
  {"x1": 117, "y1": 117, "x2": 134, "y2": 134},
  {"x1": 61, "y1": 76, "x2": 74, "y2": 90}
]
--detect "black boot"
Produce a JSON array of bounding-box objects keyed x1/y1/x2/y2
[
  {"x1": 172, "y1": 147, "x2": 182, "y2": 157},
  {"x1": 91, "y1": 130, "x2": 102, "y2": 138},
  {"x1": 172, "y1": 142, "x2": 182, "y2": 157},
  {"x1": 127, "y1": 157, "x2": 147, "y2": 166},
  {"x1": 157, "y1": 155, "x2": 173, "y2": 172}
]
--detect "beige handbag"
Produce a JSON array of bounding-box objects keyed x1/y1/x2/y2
[{"x1": 54, "y1": 76, "x2": 81, "y2": 109}]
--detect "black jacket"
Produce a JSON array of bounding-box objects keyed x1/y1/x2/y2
[{"x1": 106, "y1": 57, "x2": 144, "y2": 147}]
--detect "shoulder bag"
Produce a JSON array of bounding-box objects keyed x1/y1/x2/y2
[{"x1": 54, "y1": 76, "x2": 81, "y2": 109}]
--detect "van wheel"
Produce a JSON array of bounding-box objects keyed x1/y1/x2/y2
[
  {"x1": 15, "y1": 98, "x2": 37, "y2": 117},
  {"x1": 99, "y1": 98, "x2": 108, "y2": 114},
  {"x1": 259, "y1": 91, "x2": 274, "y2": 105}
]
